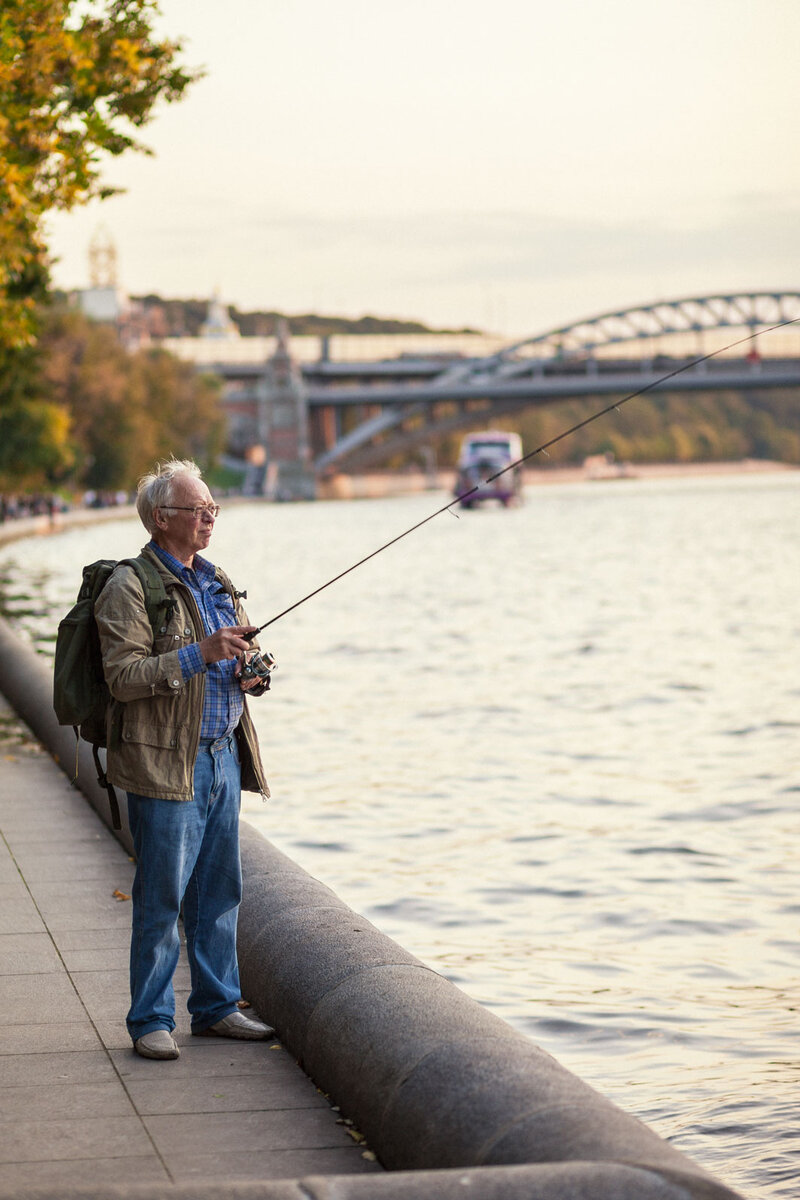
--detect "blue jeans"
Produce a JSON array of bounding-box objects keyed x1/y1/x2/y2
[{"x1": 126, "y1": 734, "x2": 243, "y2": 1041}]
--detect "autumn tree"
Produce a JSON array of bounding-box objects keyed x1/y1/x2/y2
[
  {"x1": 0, "y1": 1, "x2": 199, "y2": 486},
  {"x1": 0, "y1": 0, "x2": 199, "y2": 351},
  {"x1": 39, "y1": 306, "x2": 223, "y2": 491}
]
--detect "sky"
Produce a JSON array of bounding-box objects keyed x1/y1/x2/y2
[{"x1": 46, "y1": 0, "x2": 800, "y2": 338}]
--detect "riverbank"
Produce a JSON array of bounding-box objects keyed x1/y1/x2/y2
[
  {"x1": 0, "y1": 503, "x2": 139, "y2": 548},
  {"x1": 0, "y1": 550, "x2": 746, "y2": 1198},
  {"x1": 0, "y1": 458, "x2": 792, "y2": 541}
]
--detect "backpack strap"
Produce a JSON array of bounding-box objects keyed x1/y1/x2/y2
[
  {"x1": 91, "y1": 742, "x2": 122, "y2": 830},
  {"x1": 118, "y1": 556, "x2": 177, "y2": 636},
  {"x1": 90, "y1": 557, "x2": 173, "y2": 833}
]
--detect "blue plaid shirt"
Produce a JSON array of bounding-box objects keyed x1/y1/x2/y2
[{"x1": 150, "y1": 542, "x2": 244, "y2": 741}]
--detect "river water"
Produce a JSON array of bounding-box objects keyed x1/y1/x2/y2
[{"x1": 2, "y1": 470, "x2": 798, "y2": 1198}]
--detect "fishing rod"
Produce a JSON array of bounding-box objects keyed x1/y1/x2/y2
[{"x1": 245, "y1": 314, "x2": 798, "y2": 642}]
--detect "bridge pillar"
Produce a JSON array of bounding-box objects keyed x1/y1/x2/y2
[
  {"x1": 317, "y1": 404, "x2": 339, "y2": 457},
  {"x1": 255, "y1": 320, "x2": 316, "y2": 500}
]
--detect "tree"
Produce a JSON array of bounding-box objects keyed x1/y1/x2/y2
[
  {"x1": 0, "y1": 390, "x2": 73, "y2": 490},
  {"x1": 0, "y1": 0, "x2": 200, "y2": 352},
  {"x1": 38, "y1": 305, "x2": 223, "y2": 491}
]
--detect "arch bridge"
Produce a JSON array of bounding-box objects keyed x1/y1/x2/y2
[{"x1": 306, "y1": 292, "x2": 800, "y2": 473}]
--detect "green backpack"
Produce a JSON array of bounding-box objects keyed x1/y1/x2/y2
[{"x1": 53, "y1": 556, "x2": 176, "y2": 829}]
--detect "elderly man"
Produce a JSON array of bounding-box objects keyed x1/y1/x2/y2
[{"x1": 95, "y1": 458, "x2": 273, "y2": 1059}]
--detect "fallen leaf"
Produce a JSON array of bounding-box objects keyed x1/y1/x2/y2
[
  {"x1": 112, "y1": 889, "x2": 131, "y2": 902},
  {"x1": 362, "y1": 1151, "x2": 377, "y2": 1162}
]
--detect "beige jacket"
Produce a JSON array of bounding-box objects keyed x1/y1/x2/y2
[{"x1": 94, "y1": 543, "x2": 269, "y2": 802}]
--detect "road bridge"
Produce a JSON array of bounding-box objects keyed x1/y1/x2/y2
[
  {"x1": 212, "y1": 292, "x2": 800, "y2": 475},
  {"x1": 311, "y1": 356, "x2": 800, "y2": 473}
]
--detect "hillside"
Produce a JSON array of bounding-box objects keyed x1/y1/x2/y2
[
  {"x1": 131, "y1": 295, "x2": 479, "y2": 340},
  {"x1": 498, "y1": 388, "x2": 800, "y2": 468}
]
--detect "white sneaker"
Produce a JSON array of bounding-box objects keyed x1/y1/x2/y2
[
  {"x1": 134, "y1": 1029, "x2": 180, "y2": 1059},
  {"x1": 195, "y1": 1010, "x2": 275, "y2": 1040}
]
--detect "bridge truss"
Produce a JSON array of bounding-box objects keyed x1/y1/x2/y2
[
  {"x1": 311, "y1": 292, "x2": 800, "y2": 470},
  {"x1": 502, "y1": 291, "x2": 800, "y2": 359}
]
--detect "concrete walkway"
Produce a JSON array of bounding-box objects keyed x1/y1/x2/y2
[{"x1": 0, "y1": 696, "x2": 380, "y2": 1193}]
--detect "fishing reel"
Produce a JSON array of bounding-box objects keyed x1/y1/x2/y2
[{"x1": 240, "y1": 648, "x2": 275, "y2": 695}]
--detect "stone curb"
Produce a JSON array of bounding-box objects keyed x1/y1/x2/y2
[
  {"x1": 1, "y1": 1161, "x2": 706, "y2": 1200},
  {"x1": 0, "y1": 615, "x2": 743, "y2": 1200}
]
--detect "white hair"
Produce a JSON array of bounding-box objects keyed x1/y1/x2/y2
[{"x1": 136, "y1": 458, "x2": 202, "y2": 535}]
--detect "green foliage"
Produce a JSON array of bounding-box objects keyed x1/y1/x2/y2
[
  {"x1": 0, "y1": 294, "x2": 75, "y2": 487},
  {"x1": 0, "y1": 0, "x2": 199, "y2": 350},
  {"x1": 509, "y1": 389, "x2": 800, "y2": 468},
  {"x1": 0, "y1": 0, "x2": 199, "y2": 487},
  {"x1": 0, "y1": 397, "x2": 73, "y2": 490},
  {"x1": 129, "y1": 294, "x2": 477, "y2": 339},
  {"x1": 204, "y1": 462, "x2": 248, "y2": 493},
  {"x1": 38, "y1": 305, "x2": 223, "y2": 491}
]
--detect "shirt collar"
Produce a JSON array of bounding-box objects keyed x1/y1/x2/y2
[{"x1": 149, "y1": 540, "x2": 216, "y2": 587}]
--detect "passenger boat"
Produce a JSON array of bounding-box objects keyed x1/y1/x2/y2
[{"x1": 453, "y1": 430, "x2": 523, "y2": 508}]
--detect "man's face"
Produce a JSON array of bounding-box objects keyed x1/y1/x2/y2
[{"x1": 156, "y1": 476, "x2": 217, "y2": 564}]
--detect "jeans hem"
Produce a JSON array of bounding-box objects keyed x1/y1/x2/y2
[
  {"x1": 128, "y1": 1020, "x2": 176, "y2": 1042},
  {"x1": 190, "y1": 1003, "x2": 240, "y2": 1035}
]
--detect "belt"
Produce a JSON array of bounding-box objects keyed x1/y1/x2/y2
[{"x1": 198, "y1": 732, "x2": 235, "y2": 753}]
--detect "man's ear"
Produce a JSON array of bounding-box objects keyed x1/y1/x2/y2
[{"x1": 154, "y1": 507, "x2": 169, "y2": 530}]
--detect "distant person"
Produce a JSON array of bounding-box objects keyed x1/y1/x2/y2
[{"x1": 95, "y1": 458, "x2": 274, "y2": 1059}]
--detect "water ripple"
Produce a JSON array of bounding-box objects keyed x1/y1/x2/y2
[{"x1": 1, "y1": 472, "x2": 798, "y2": 1198}]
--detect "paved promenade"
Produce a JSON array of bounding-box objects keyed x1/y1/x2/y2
[{"x1": 0, "y1": 696, "x2": 380, "y2": 1193}]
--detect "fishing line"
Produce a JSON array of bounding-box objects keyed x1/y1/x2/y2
[{"x1": 249, "y1": 315, "x2": 798, "y2": 635}]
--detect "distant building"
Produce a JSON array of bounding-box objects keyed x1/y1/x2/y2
[
  {"x1": 199, "y1": 292, "x2": 240, "y2": 339},
  {"x1": 78, "y1": 284, "x2": 126, "y2": 323},
  {"x1": 77, "y1": 226, "x2": 128, "y2": 323}
]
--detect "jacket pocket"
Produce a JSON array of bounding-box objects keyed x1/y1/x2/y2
[
  {"x1": 120, "y1": 719, "x2": 180, "y2": 750},
  {"x1": 152, "y1": 609, "x2": 193, "y2": 657}
]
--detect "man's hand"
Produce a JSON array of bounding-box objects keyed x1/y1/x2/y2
[{"x1": 199, "y1": 625, "x2": 258, "y2": 664}]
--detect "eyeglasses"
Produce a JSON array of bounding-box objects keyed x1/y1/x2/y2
[{"x1": 164, "y1": 504, "x2": 221, "y2": 519}]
